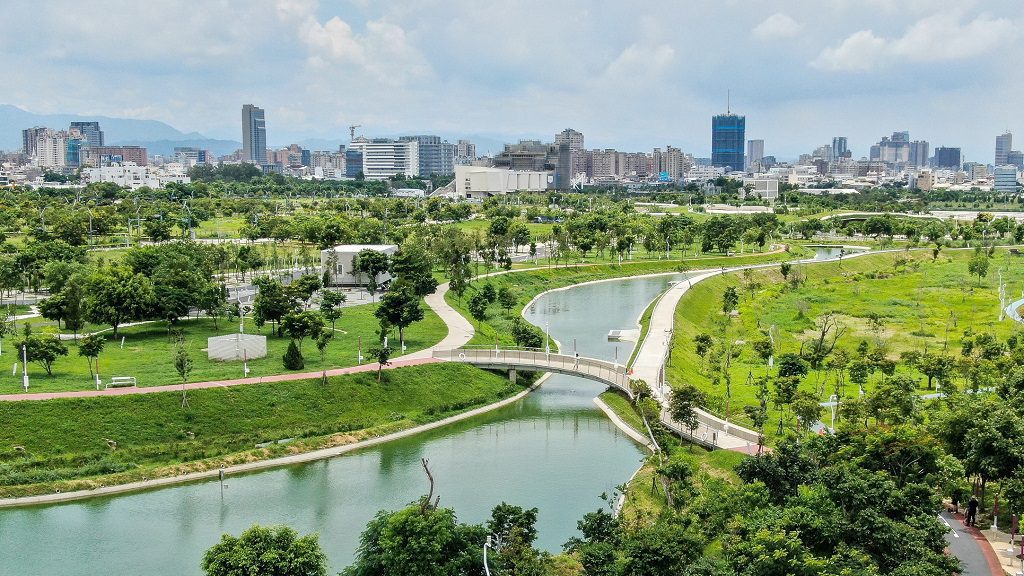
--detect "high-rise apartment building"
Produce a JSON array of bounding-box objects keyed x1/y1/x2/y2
[
  {"x1": 69, "y1": 122, "x2": 104, "y2": 147},
  {"x1": 22, "y1": 127, "x2": 47, "y2": 157},
  {"x1": 746, "y1": 139, "x2": 764, "y2": 171},
  {"x1": 1008, "y1": 151, "x2": 1024, "y2": 169},
  {"x1": 994, "y1": 165, "x2": 1019, "y2": 192},
  {"x1": 34, "y1": 129, "x2": 68, "y2": 168},
  {"x1": 711, "y1": 113, "x2": 745, "y2": 171},
  {"x1": 80, "y1": 145, "x2": 148, "y2": 167},
  {"x1": 652, "y1": 146, "x2": 691, "y2": 180},
  {"x1": 908, "y1": 140, "x2": 929, "y2": 167},
  {"x1": 241, "y1": 104, "x2": 267, "y2": 164},
  {"x1": 348, "y1": 138, "x2": 419, "y2": 180},
  {"x1": 555, "y1": 129, "x2": 586, "y2": 176},
  {"x1": 933, "y1": 147, "x2": 961, "y2": 170},
  {"x1": 400, "y1": 135, "x2": 455, "y2": 176},
  {"x1": 456, "y1": 140, "x2": 476, "y2": 164},
  {"x1": 554, "y1": 128, "x2": 584, "y2": 152},
  {"x1": 871, "y1": 132, "x2": 911, "y2": 164},
  {"x1": 996, "y1": 132, "x2": 1012, "y2": 166},
  {"x1": 831, "y1": 137, "x2": 848, "y2": 160}
]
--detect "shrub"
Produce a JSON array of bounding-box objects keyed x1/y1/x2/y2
[{"x1": 282, "y1": 340, "x2": 305, "y2": 370}]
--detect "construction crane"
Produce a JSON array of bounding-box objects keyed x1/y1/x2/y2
[{"x1": 348, "y1": 124, "x2": 361, "y2": 141}]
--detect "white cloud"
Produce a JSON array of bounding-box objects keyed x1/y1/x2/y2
[
  {"x1": 602, "y1": 43, "x2": 675, "y2": 81},
  {"x1": 811, "y1": 30, "x2": 887, "y2": 71},
  {"x1": 752, "y1": 13, "x2": 803, "y2": 40},
  {"x1": 812, "y1": 11, "x2": 1017, "y2": 71}
]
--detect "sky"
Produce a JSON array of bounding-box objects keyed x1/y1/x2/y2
[{"x1": 2, "y1": 0, "x2": 1021, "y2": 160}]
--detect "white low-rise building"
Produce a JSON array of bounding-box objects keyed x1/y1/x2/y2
[
  {"x1": 82, "y1": 162, "x2": 190, "y2": 189},
  {"x1": 454, "y1": 165, "x2": 551, "y2": 198},
  {"x1": 320, "y1": 244, "x2": 398, "y2": 286}
]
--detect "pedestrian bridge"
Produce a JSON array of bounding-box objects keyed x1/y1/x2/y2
[{"x1": 432, "y1": 346, "x2": 633, "y2": 399}]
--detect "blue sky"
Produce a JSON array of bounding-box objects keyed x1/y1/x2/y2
[{"x1": 2, "y1": 0, "x2": 1021, "y2": 160}]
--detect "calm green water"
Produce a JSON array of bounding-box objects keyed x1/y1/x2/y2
[{"x1": 0, "y1": 274, "x2": 683, "y2": 576}]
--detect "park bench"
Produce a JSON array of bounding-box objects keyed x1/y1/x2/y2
[{"x1": 106, "y1": 376, "x2": 137, "y2": 389}]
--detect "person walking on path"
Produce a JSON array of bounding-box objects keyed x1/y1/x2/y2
[
  {"x1": 966, "y1": 496, "x2": 979, "y2": 527},
  {"x1": 950, "y1": 491, "x2": 960, "y2": 514}
]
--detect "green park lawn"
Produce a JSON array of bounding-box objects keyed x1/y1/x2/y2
[
  {"x1": 0, "y1": 363, "x2": 519, "y2": 497},
  {"x1": 1, "y1": 300, "x2": 446, "y2": 395},
  {"x1": 668, "y1": 248, "x2": 1024, "y2": 439},
  {"x1": 447, "y1": 249, "x2": 803, "y2": 349}
]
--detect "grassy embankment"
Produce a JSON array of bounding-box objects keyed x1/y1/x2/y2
[
  {"x1": 668, "y1": 248, "x2": 1024, "y2": 441},
  {"x1": 0, "y1": 363, "x2": 522, "y2": 498},
  {"x1": 447, "y1": 249, "x2": 804, "y2": 349},
  {"x1": 2, "y1": 301, "x2": 446, "y2": 395},
  {"x1": 598, "y1": 389, "x2": 747, "y2": 522}
]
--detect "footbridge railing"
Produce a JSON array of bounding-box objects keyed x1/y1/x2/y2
[{"x1": 432, "y1": 346, "x2": 633, "y2": 399}]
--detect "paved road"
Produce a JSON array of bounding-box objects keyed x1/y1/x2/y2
[{"x1": 940, "y1": 511, "x2": 1003, "y2": 576}]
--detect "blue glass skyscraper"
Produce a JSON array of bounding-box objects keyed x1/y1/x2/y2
[{"x1": 712, "y1": 113, "x2": 745, "y2": 171}]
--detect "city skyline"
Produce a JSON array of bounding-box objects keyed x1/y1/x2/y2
[{"x1": 1, "y1": 1, "x2": 1021, "y2": 158}]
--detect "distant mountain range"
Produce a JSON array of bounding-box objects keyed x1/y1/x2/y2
[{"x1": 0, "y1": 104, "x2": 241, "y2": 156}]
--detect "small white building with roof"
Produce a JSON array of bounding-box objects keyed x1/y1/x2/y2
[{"x1": 320, "y1": 244, "x2": 398, "y2": 286}]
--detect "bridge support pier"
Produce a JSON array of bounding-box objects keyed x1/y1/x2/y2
[{"x1": 508, "y1": 368, "x2": 517, "y2": 384}]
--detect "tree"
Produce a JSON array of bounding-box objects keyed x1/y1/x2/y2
[
  {"x1": 287, "y1": 275, "x2": 322, "y2": 307},
  {"x1": 78, "y1": 333, "x2": 104, "y2": 381},
  {"x1": 319, "y1": 289, "x2": 346, "y2": 331},
  {"x1": 669, "y1": 384, "x2": 705, "y2": 441},
  {"x1": 497, "y1": 286, "x2": 518, "y2": 315},
  {"x1": 282, "y1": 340, "x2": 305, "y2": 370},
  {"x1": 722, "y1": 286, "x2": 738, "y2": 314},
  {"x1": 16, "y1": 330, "x2": 68, "y2": 376},
  {"x1": 356, "y1": 249, "x2": 390, "y2": 302},
  {"x1": 389, "y1": 244, "x2": 438, "y2": 296},
  {"x1": 374, "y1": 284, "x2": 423, "y2": 350},
  {"x1": 282, "y1": 310, "x2": 325, "y2": 350},
  {"x1": 694, "y1": 333, "x2": 714, "y2": 372},
  {"x1": 367, "y1": 345, "x2": 392, "y2": 381},
  {"x1": 791, "y1": 390, "x2": 822, "y2": 433},
  {"x1": 776, "y1": 353, "x2": 809, "y2": 379},
  {"x1": 253, "y1": 276, "x2": 298, "y2": 337},
  {"x1": 468, "y1": 292, "x2": 490, "y2": 327},
  {"x1": 143, "y1": 217, "x2": 173, "y2": 243},
  {"x1": 202, "y1": 524, "x2": 328, "y2": 576},
  {"x1": 968, "y1": 253, "x2": 989, "y2": 285},
  {"x1": 342, "y1": 505, "x2": 484, "y2": 576},
  {"x1": 174, "y1": 340, "x2": 192, "y2": 407},
  {"x1": 510, "y1": 317, "x2": 544, "y2": 349},
  {"x1": 82, "y1": 265, "x2": 155, "y2": 338},
  {"x1": 315, "y1": 332, "x2": 333, "y2": 385},
  {"x1": 780, "y1": 262, "x2": 792, "y2": 281}
]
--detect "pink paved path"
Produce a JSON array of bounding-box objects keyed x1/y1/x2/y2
[{"x1": 0, "y1": 357, "x2": 442, "y2": 401}]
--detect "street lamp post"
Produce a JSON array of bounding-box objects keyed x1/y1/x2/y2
[
  {"x1": 829, "y1": 394, "x2": 837, "y2": 431},
  {"x1": 21, "y1": 344, "x2": 28, "y2": 392},
  {"x1": 481, "y1": 532, "x2": 493, "y2": 573},
  {"x1": 544, "y1": 322, "x2": 550, "y2": 357}
]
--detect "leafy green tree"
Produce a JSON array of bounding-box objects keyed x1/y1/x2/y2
[
  {"x1": 366, "y1": 345, "x2": 392, "y2": 382},
  {"x1": 721, "y1": 286, "x2": 738, "y2": 314},
  {"x1": 510, "y1": 317, "x2": 544, "y2": 349},
  {"x1": 253, "y1": 276, "x2": 298, "y2": 337},
  {"x1": 791, "y1": 390, "x2": 823, "y2": 432},
  {"x1": 967, "y1": 253, "x2": 989, "y2": 285},
  {"x1": 282, "y1": 310, "x2": 325, "y2": 350},
  {"x1": 16, "y1": 330, "x2": 69, "y2": 376},
  {"x1": 694, "y1": 333, "x2": 714, "y2": 372},
  {"x1": 342, "y1": 505, "x2": 483, "y2": 576},
  {"x1": 82, "y1": 265, "x2": 155, "y2": 339},
  {"x1": 468, "y1": 292, "x2": 490, "y2": 327},
  {"x1": 143, "y1": 217, "x2": 173, "y2": 242},
  {"x1": 78, "y1": 333, "x2": 104, "y2": 380},
  {"x1": 780, "y1": 262, "x2": 792, "y2": 280},
  {"x1": 319, "y1": 289, "x2": 346, "y2": 331},
  {"x1": 202, "y1": 525, "x2": 327, "y2": 576},
  {"x1": 389, "y1": 244, "x2": 438, "y2": 296},
  {"x1": 374, "y1": 284, "x2": 424, "y2": 349},
  {"x1": 355, "y1": 249, "x2": 390, "y2": 302},
  {"x1": 480, "y1": 283, "x2": 497, "y2": 304},
  {"x1": 669, "y1": 384, "x2": 705, "y2": 439},
  {"x1": 315, "y1": 332, "x2": 333, "y2": 385},
  {"x1": 498, "y1": 286, "x2": 518, "y2": 315},
  {"x1": 287, "y1": 275, "x2": 322, "y2": 307}
]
